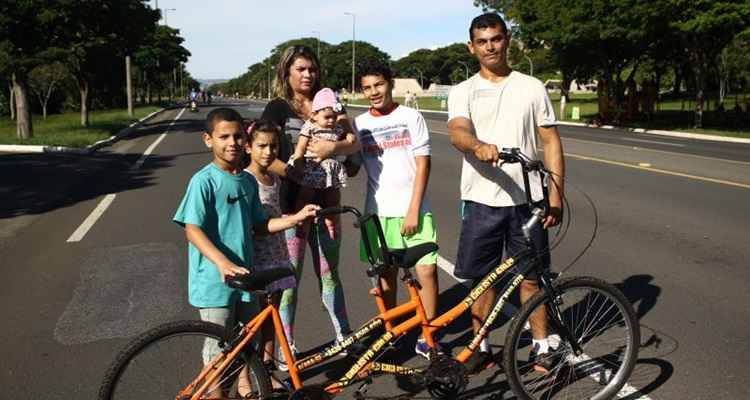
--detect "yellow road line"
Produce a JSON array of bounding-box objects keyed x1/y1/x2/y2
[
  {"x1": 429, "y1": 128, "x2": 750, "y2": 189},
  {"x1": 566, "y1": 153, "x2": 750, "y2": 189},
  {"x1": 562, "y1": 137, "x2": 750, "y2": 166}
]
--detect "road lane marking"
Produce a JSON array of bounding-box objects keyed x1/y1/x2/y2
[
  {"x1": 621, "y1": 137, "x2": 685, "y2": 147},
  {"x1": 66, "y1": 194, "x2": 116, "y2": 242},
  {"x1": 560, "y1": 137, "x2": 750, "y2": 166},
  {"x1": 427, "y1": 130, "x2": 750, "y2": 188},
  {"x1": 132, "y1": 107, "x2": 186, "y2": 170},
  {"x1": 67, "y1": 108, "x2": 186, "y2": 243},
  {"x1": 566, "y1": 152, "x2": 750, "y2": 189},
  {"x1": 436, "y1": 254, "x2": 654, "y2": 400}
]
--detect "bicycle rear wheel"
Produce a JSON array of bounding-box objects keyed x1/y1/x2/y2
[
  {"x1": 98, "y1": 320, "x2": 272, "y2": 400},
  {"x1": 504, "y1": 276, "x2": 639, "y2": 400}
]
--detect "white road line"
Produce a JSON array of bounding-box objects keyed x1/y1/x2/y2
[
  {"x1": 67, "y1": 107, "x2": 186, "y2": 243},
  {"x1": 132, "y1": 107, "x2": 186, "y2": 170},
  {"x1": 621, "y1": 137, "x2": 685, "y2": 147},
  {"x1": 435, "y1": 254, "x2": 654, "y2": 400},
  {"x1": 66, "y1": 194, "x2": 116, "y2": 242}
]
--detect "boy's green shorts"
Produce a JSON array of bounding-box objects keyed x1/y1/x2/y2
[{"x1": 359, "y1": 212, "x2": 438, "y2": 266}]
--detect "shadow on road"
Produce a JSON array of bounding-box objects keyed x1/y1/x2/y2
[
  {"x1": 0, "y1": 152, "x2": 175, "y2": 219},
  {"x1": 615, "y1": 274, "x2": 662, "y2": 319}
]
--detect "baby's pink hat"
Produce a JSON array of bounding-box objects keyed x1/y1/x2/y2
[{"x1": 312, "y1": 88, "x2": 338, "y2": 112}]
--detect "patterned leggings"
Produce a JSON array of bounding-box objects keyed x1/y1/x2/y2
[{"x1": 279, "y1": 218, "x2": 351, "y2": 345}]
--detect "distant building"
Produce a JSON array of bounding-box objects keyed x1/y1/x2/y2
[
  {"x1": 425, "y1": 84, "x2": 453, "y2": 98},
  {"x1": 393, "y1": 78, "x2": 423, "y2": 97},
  {"x1": 544, "y1": 79, "x2": 597, "y2": 93}
]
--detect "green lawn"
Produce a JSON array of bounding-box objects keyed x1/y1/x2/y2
[
  {"x1": 0, "y1": 106, "x2": 161, "y2": 148},
  {"x1": 353, "y1": 93, "x2": 750, "y2": 138}
]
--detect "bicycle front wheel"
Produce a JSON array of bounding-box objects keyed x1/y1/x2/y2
[
  {"x1": 504, "y1": 276, "x2": 639, "y2": 400},
  {"x1": 98, "y1": 320, "x2": 272, "y2": 400}
]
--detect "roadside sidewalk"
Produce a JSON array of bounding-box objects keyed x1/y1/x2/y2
[
  {"x1": 346, "y1": 104, "x2": 750, "y2": 144},
  {"x1": 0, "y1": 105, "x2": 182, "y2": 155}
]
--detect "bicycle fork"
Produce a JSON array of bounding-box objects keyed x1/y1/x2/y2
[
  {"x1": 523, "y1": 207, "x2": 584, "y2": 356},
  {"x1": 539, "y1": 271, "x2": 584, "y2": 356}
]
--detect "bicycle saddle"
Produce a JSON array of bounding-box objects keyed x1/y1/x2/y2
[
  {"x1": 389, "y1": 242, "x2": 439, "y2": 269},
  {"x1": 225, "y1": 268, "x2": 295, "y2": 292}
]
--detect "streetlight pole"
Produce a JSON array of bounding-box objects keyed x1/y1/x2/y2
[
  {"x1": 162, "y1": 8, "x2": 175, "y2": 26},
  {"x1": 457, "y1": 61, "x2": 469, "y2": 81},
  {"x1": 266, "y1": 60, "x2": 274, "y2": 100},
  {"x1": 524, "y1": 55, "x2": 533, "y2": 77},
  {"x1": 312, "y1": 31, "x2": 321, "y2": 59},
  {"x1": 344, "y1": 12, "x2": 355, "y2": 95}
]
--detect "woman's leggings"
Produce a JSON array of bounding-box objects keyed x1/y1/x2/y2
[{"x1": 279, "y1": 218, "x2": 351, "y2": 345}]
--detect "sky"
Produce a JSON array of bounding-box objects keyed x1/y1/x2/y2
[{"x1": 153, "y1": 0, "x2": 487, "y2": 80}]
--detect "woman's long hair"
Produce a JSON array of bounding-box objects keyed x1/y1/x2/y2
[{"x1": 273, "y1": 45, "x2": 322, "y2": 104}]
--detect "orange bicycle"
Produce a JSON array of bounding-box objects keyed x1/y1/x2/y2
[{"x1": 99, "y1": 148, "x2": 639, "y2": 400}]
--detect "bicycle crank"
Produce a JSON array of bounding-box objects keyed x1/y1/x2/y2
[{"x1": 415, "y1": 355, "x2": 469, "y2": 399}]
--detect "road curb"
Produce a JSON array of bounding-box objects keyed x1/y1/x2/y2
[
  {"x1": 558, "y1": 121, "x2": 750, "y2": 144},
  {"x1": 346, "y1": 103, "x2": 750, "y2": 144},
  {"x1": 0, "y1": 106, "x2": 176, "y2": 155}
]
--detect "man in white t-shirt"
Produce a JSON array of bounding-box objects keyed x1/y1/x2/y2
[
  {"x1": 354, "y1": 63, "x2": 442, "y2": 359},
  {"x1": 447, "y1": 13, "x2": 565, "y2": 373}
]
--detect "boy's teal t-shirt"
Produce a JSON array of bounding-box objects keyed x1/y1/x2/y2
[{"x1": 173, "y1": 163, "x2": 267, "y2": 307}]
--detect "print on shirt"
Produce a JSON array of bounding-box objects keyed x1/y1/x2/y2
[{"x1": 359, "y1": 124, "x2": 413, "y2": 155}]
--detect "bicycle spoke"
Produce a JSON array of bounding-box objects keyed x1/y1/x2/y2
[{"x1": 506, "y1": 279, "x2": 638, "y2": 400}]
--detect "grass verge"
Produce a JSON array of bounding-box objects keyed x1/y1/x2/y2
[{"x1": 0, "y1": 106, "x2": 162, "y2": 148}]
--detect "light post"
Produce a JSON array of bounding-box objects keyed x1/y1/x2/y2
[
  {"x1": 344, "y1": 12, "x2": 356, "y2": 95},
  {"x1": 312, "y1": 31, "x2": 321, "y2": 59},
  {"x1": 414, "y1": 67, "x2": 424, "y2": 89},
  {"x1": 162, "y1": 7, "x2": 175, "y2": 25},
  {"x1": 457, "y1": 61, "x2": 469, "y2": 81},
  {"x1": 266, "y1": 60, "x2": 274, "y2": 100},
  {"x1": 524, "y1": 55, "x2": 533, "y2": 77}
]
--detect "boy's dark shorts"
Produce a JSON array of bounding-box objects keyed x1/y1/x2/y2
[{"x1": 455, "y1": 200, "x2": 550, "y2": 281}]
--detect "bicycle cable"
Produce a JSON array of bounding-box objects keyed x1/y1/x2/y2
[{"x1": 531, "y1": 166, "x2": 600, "y2": 275}]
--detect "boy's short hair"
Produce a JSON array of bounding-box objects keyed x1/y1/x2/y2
[
  {"x1": 358, "y1": 62, "x2": 393, "y2": 86},
  {"x1": 206, "y1": 107, "x2": 244, "y2": 134},
  {"x1": 469, "y1": 13, "x2": 508, "y2": 40}
]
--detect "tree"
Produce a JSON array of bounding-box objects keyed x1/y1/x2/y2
[
  {"x1": 0, "y1": 1, "x2": 67, "y2": 138},
  {"x1": 28, "y1": 63, "x2": 68, "y2": 119},
  {"x1": 670, "y1": 0, "x2": 750, "y2": 127},
  {"x1": 64, "y1": 0, "x2": 159, "y2": 126},
  {"x1": 477, "y1": 0, "x2": 671, "y2": 119},
  {"x1": 134, "y1": 25, "x2": 191, "y2": 103},
  {"x1": 325, "y1": 41, "x2": 390, "y2": 90}
]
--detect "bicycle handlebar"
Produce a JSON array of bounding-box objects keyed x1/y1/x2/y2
[
  {"x1": 499, "y1": 147, "x2": 546, "y2": 172},
  {"x1": 316, "y1": 206, "x2": 361, "y2": 218}
]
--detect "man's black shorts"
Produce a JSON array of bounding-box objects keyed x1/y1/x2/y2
[{"x1": 454, "y1": 200, "x2": 550, "y2": 280}]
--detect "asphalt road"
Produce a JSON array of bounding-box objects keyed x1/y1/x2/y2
[{"x1": 1, "y1": 99, "x2": 749, "y2": 399}]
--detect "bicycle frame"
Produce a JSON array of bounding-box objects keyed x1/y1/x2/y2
[{"x1": 180, "y1": 148, "x2": 582, "y2": 398}]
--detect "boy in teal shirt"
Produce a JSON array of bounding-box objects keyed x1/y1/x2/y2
[{"x1": 173, "y1": 108, "x2": 318, "y2": 396}]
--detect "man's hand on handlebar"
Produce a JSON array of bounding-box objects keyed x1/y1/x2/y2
[{"x1": 473, "y1": 142, "x2": 501, "y2": 166}]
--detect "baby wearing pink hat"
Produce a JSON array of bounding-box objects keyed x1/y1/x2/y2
[{"x1": 289, "y1": 88, "x2": 354, "y2": 238}]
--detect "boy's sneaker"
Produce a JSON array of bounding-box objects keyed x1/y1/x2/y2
[
  {"x1": 529, "y1": 343, "x2": 563, "y2": 374},
  {"x1": 414, "y1": 339, "x2": 445, "y2": 360},
  {"x1": 276, "y1": 342, "x2": 298, "y2": 372},
  {"x1": 464, "y1": 350, "x2": 495, "y2": 374}
]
